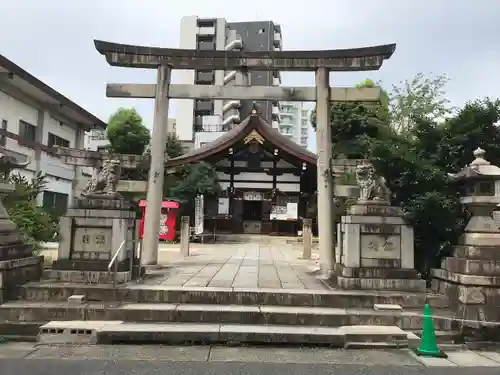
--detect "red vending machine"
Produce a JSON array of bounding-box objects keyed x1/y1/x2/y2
[{"x1": 138, "y1": 200, "x2": 180, "y2": 241}]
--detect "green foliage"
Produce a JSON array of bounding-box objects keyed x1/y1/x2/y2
[
  {"x1": 164, "y1": 133, "x2": 184, "y2": 159},
  {"x1": 168, "y1": 162, "x2": 221, "y2": 203},
  {"x1": 4, "y1": 172, "x2": 59, "y2": 251},
  {"x1": 312, "y1": 75, "x2": 500, "y2": 278},
  {"x1": 106, "y1": 108, "x2": 151, "y2": 155},
  {"x1": 389, "y1": 72, "x2": 455, "y2": 134}
]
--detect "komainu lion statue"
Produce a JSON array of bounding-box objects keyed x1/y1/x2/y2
[
  {"x1": 82, "y1": 159, "x2": 121, "y2": 197},
  {"x1": 355, "y1": 160, "x2": 392, "y2": 203}
]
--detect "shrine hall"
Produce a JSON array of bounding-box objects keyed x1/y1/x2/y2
[{"x1": 165, "y1": 109, "x2": 318, "y2": 236}]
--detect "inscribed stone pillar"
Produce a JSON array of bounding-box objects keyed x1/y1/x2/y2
[
  {"x1": 142, "y1": 64, "x2": 171, "y2": 266},
  {"x1": 315, "y1": 68, "x2": 334, "y2": 275},
  {"x1": 302, "y1": 219, "x2": 313, "y2": 259},
  {"x1": 180, "y1": 216, "x2": 190, "y2": 257}
]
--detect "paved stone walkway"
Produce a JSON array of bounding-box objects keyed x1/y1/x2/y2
[
  {"x1": 140, "y1": 242, "x2": 324, "y2": 290},
  {"x1": 2, "y1": 343, "x2": 500, "y2": 368}
]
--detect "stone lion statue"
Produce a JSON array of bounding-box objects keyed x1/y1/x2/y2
[
  {"x1": 82, "y1": 158, "x2": 121, "y2": 197},
  {"x1": 355, "y1": 161, "x2": 392, "y2": 203},
  {"x1": 0, "y1": 150, "x2": 30, "y2": 180}
]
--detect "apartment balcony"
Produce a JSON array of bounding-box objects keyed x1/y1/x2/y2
[
  {"x1": 273, "y1": 32, "x2": 282, "y2": 47},
  {"x1": 271, "y1": 105, "x2": 281, "y2": 120},
  {"x1": 198, "y1": 41, "x2": 216, "y2": 51},
  {"x1": 198, "y1": 26, "x2": 216, "y2": 35},
  {"x1": 195, "y1": 100, "x2": 213, "y2": 112},
  {"x1": 195, "y1": 70, "x2": 215, "y2": 85}
]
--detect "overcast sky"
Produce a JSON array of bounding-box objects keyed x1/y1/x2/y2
[{"x1": 1, "y1": 0, "x2": 499, "y2": 152}]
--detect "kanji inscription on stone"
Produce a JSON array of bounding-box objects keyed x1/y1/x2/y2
[{"x1": 73, "y1": 228, "x2": 112, "y2": 254}]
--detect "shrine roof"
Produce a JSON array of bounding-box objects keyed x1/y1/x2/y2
[{"x1": 166, "y1": 112, "x2": 317, "y2": 167}]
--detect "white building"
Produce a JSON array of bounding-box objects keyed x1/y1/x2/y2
[
  {"x1": 279, "y1": 101, "x2": 310, "y2": 148},
  {"x1": 0, "y1": 54, "x2": 106, "y2": 215},
  {"x1": 177, "y1": 16, "x2": 282, "y2": 150}
]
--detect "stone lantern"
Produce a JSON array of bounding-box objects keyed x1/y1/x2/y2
[
  {"x1": 431, "y1": 147, "x2": 500, "y2": 341},
  {"x1": 0, "y1": 147, "x2": 44, "y2": 303}
]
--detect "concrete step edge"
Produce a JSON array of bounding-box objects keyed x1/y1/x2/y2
[
  {"x1": 0, "y1": 301, "x2": 455, "y2": 317},
  {"x1": 19, "y1": 285, "x2": 451, "y2": 308},
  {"x1": 38, "y1": 321, "x2": 409, "y2": 347}
]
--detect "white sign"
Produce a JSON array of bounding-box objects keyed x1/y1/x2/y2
[
  {"x1": 218, "y1": 197, "x2": 229, "y2": 215},
  {"x1": 286, "y1": 202, "x2": 298, "y2": 220},
  {"x1": 194, "y1": 195, "x2": 204, "y2": 235},
  {"x1": 270, "y1": 205, "x2": 287, "y2": 221},
  {"x1": 89, "y1": 129, "x2": 107, "y2": 141},
  {"x1": 270, "y1": 203, "x2": 298, "y2": 221},
  {"x1": 243, "y1": 191, "x2": 263, "y2": 201}
]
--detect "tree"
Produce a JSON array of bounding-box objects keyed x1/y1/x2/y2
[
  {"x1": 389, "y1": 72, "x2": 455, "y2": 134},
  {"x1": 5, "y1": 172, "x2": 59, "y2": 251},
  {"x1": 310, "y1": 79, "x2": 394, "y2": 158},
  {"x1": 164, "y1": 133, "x2": 184, "y2": 159},
  {"x1": 311, "y1": 74, "x2": 500, "y2": 279},
  {"x1": 106, "y1": 108, "x2": 151, "y2": 155}
]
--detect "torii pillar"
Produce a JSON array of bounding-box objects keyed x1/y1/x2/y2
[{"x1": 315, "y1": 68, "x2": 335, "y2": 275}]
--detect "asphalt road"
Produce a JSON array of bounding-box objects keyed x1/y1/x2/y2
[{"x1": 1, "y1": 359, "x2": 500, "y2": 375}]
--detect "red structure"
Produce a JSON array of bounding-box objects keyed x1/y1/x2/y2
[{"x1": 138, "y1": 200, "x2": 180, "y2": 241}]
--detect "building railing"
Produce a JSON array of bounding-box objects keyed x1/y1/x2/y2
[{"x1": 194, "y1": 124, "x2": 233, "y2": 132}]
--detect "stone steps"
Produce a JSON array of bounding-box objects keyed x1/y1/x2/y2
[
  {"x1": 0, "y1": 301, "x2": 456, "y2": 331},
  {"x1": 37, "y1": 320, "x2": 409, "y2": 347},
  {"x1": 18, "y1": 284, "x2": 450, "y2": 309}
]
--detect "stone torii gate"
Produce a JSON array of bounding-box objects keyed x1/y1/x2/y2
[{"x1": 94, "y1": 40, "x2": 395, "y2": 274}]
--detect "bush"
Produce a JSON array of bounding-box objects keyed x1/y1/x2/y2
[{"x1": 4, "y1": 172, "x2": 59, "y2": 251}]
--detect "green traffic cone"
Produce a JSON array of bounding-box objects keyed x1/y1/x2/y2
[{"x1": 415, "y1": 303, "x2": 447, "y2": 358}]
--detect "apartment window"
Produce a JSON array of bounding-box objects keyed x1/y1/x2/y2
[
  {"x1": 197, "y1": 19, "x2": 215, "y2": 28},
  {"x1": 19, "y1": 120, "x2": 36, "y2": 141},
  {"x1": 0, "y1": 119, "x2": 7, "y2": 147},
  {"x1": 48, "y1": 132, "x2": 70, "y2": 148},
  {"x1": 301, "y1": 119, "x2": 308, "y2": 126},
  {"x1": 301, "y1": 110, "x2": 308, "y2": 117},
  {"x1": 301, "y1": 128, "x2": 308, "y2": 136},
  {"x1": 42, "y1": 191, "x2": 69, "y2": 218}
]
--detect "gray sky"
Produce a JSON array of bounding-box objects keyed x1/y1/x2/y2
[{"x1": 1, "y1": 0, "x2": 499, "y2": 151}]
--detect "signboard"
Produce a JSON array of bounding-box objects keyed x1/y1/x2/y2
[
  {"x1": 243, "y1": 191, "x2": 263, "y2": 201},
  {"x1": 270, "y1": 206, "x2": 287, "y2": 221},
  {"x1": 286, "y1": 202, "x2": 298, "y2": 220},
  {"x1": 88, "y1": 129, "x2": 107, "y2": 141},
  {"x1": 218, "y1": 197, "x2": 229, "y2": 215},
  {"x1": 270, "y1": 203, "x2": 298, "y2": 221},
  {"x1": 194, "y1": 195, "x2": 204, "y2": 235}
]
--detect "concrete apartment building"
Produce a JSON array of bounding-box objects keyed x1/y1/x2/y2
[
  {"x1": 279, "y1": 101, "x2": 310, "y2": 148},
  {"x1": 0, "y1": 54, "x2": 106, "y2": 215},
  {"x1": 177, "y1": 16, "x2": 282, "y2": 150}
]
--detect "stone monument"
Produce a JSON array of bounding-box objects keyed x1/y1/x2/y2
[
  {"x1": 0, "y1": 148, "x2": 44, "y2": 303},
  {"x1": 50, "y1": 150, "x2": 139, "y2": 284},
  {"x1": 332, "y1": 160, "x2": 425, "y2": 292},
  {"x1": 431, "y1": 148, "x2": 500, "y2": 341}
]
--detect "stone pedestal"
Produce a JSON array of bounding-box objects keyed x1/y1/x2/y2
[
  {"x1": 0, "y1": 181, "x2": 43, "y2": 303},
  {"x1": 51, "y1": 197, "x2": 136, "y2": 284},
  {"x1": 431, "y1": 233, "x2": 500, "y2": 341},
  {"x1": 302, "y1": 219, "x2": 312, "y2": 260},
  {"x1": 331, "y1": 202, "x2": 425, "y2": 292}
]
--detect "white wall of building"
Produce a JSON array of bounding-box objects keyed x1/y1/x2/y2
[
  {"x1": 0, "y1": 81, "x2": 90, "y2": 210},
  {"x1": 279, "y1": 101, "x2": 310, "y2": 148}
]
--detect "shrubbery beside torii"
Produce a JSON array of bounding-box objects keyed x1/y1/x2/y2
[
  {"x1": 311, "y1": 72, "x2": 500, "y2": 279},
  {"x1": 105, "y1": 107, "x2": 221, "y2": 219}
]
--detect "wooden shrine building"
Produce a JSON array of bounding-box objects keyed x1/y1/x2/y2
[{"x1": 166, "y1": 108, "x2": 317, "y2": 236}]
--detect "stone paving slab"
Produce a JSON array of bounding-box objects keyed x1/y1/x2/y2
[
  {"x1": 1, "y1": 342, "x2": 499, "y2": 367},
  {"x1": 137, "y1": 243, "x2": 324, "y2": 290},
  {"x1": 4, "y1": 343, "x2": 500, "y2": 367}
]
